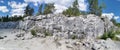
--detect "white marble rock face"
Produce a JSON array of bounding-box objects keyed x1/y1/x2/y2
[
  {"x1": 0, "y1": 14, "x2": 118, "y2": 50},
  {"x1": 17, "y1": 14, "x2": 105, "y2": 39}
]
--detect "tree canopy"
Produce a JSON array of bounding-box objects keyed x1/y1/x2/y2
[
  {"x1": 88, "y1": 0, "x2": 105, "y2": 16},
  {"x1": 38, "y1": 3, "x2": 54, "y2": 15},
  {"x1": 62, "y1": 0, "x2": 80, "y2": 16},
  {"x1": 24, "y1": 5, "x2": 34, "y2": 16}
]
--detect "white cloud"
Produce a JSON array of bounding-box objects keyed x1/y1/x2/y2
[
  {"x1": 8, "y1": 1, "x2": 27, "y2": 9},
  {"x1": 102, "y1": 13, "x2": 114, "y2": 20},
  {"x1": 78, "y1": 0, "x2": 88, "y2": 11},
  {"x1": 8, "y1": 1, "x2": 27, "y2": 16},
  {"x1": 114, "y1": 16, "x2": 120, "y2": 20},
  {"x1": 24, "y1": 0, "x2": 88, "y2": 13},
  {"x1": 0, "y1": 6, "x2": 9, "y2": 13},
  {"x1": 54, "y1": 4, "x2": 68, "y2": 13},
  {"x1": 0, "y1": 0, "x2": 4, "y2": 3},
  {"x1": 102, "y1": 13, "x2": 120, "y2": 20},
  {"x1": 24, "y1": 0, "x2": 43, "y2": 6},
  {"x1": 54, "y1": 0, "x2": 74, "y2": 13}
]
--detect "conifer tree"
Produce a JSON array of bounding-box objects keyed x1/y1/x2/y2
[
  {"x1": 62, "y1": 0, "x2": 80, "y2": 16},
  {"x1": 88, "y1": 0, "x2": 105, "y2": 16},
  {"x1": 38, "y1": 3, "x2": 54, "y2": 15},
  {"x1": 24, "y1": 5, "x2": 34, "y2": 16}
]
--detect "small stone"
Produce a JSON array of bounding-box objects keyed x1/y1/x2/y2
[
  {"x1": 91, "y1": 47, "x2": 96, "y2": 50},
  {"x1": 4, "y1": 36, "x2": 7, "y2": 38},
  {"x1": 0, "y1": 36, "x2": 4, "y2": 39},
  {"x1": 65, "y1": 40, "x2": 69, "y2": 44}
]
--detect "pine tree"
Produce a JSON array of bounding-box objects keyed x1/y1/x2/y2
[
  {"x1": 62, "y1": 0, "x2": 80, "y2": 16},
  {"x1": 24, "y1": 5, "x2": 34, "y2": 16},
  {"x1": 38, "y1": 3, "x2": 54, "y2": 15},
  {"x1": 29, "y1": 7, "x2": 34, "y2": 16},
  {"x1": 24, "y1": 5, "x2": 30, "y2": 16},
  {"x1": 38, "y1": 4, "x2": 43, "y2": 15},
  {"x1": 89, "y1": 0, "x2": 98, "y2": 14},
  {"x1": 88, "y1": 0, "x2": 105, "y2": 16},
  {"x1": 43, "y1": 4, "x2": 54, "y2": 15}
]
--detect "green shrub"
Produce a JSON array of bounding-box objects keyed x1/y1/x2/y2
[
  {"x1": 44, "y1": 31, "x2": 53, "y2": 37},
  {"x1": 31, "y1": 29, "x2": 37, "y2": 36},
  {"x1": 62, "y1": 0, "x2": 80, "y2": 16},
  {"x1": 100, "y1": 30, "x2": 120, "y2": 41},
  {"x1": 111, "y1": 18, "x2": 120, "y2": 27},
  {"x1": 101, "y1": 32, "x2": 108, "y2": 40},
  {"x1": 71, "y1": 35, "x2": 77, "y2": 39}
]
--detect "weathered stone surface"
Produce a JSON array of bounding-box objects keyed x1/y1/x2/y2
[
  {"x1": 0, "y1": 22, "x2": 18, "y2": 29},
  {"x1": 0, "y1": 14, "x2": 119, "y2": 50},
  {"x1": 26, "y1": 14, "x2": 105, "y2": 39},
  {"x1": 0, "y1": 14, "x2": 105, "y2": 39}
]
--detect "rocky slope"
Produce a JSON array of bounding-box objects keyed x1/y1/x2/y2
[{"x1": 0, "y1": 14, "x2": 119, "y2": 50}]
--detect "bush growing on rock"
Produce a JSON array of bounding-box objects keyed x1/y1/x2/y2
[
  {"x1": 100, "y1": 30, "x2": 120, "y2": 41},
  {"x1": 71, "y1": 35, "x2": 77, "y2": 39},
  {"x1": 44, "y1": 31, "x2": 53, "y2": 37},
  {"x1": 111, "y1": 18, "x2": 120, "y2": 27},
  {"x1": 31, "y1": 29, "x2": 37, "y2": 36}
]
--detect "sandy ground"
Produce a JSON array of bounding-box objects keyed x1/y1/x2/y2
[
  {"x1": 0, "y1": 29, "x2": 71, "y2": 50},
  {"x1": 0, "y1": 37, "x2": 72, "y2": 50},
  {"x1": 0, "y1": 29, "x2": 120, "y2": 50}
]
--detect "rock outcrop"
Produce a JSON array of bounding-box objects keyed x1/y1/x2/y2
[
  {"x1": 0, "y1": 14, "x2": 119, "y2": 50},
  {"x1": 0, "y1": 22, "x2": 18, "y2": 29},
  {"x1": 18, "y1": 14, "x2": 104, "y2": 39},
  {"x1": 0, "y1": 14, "x2": 114, "y2": 39}
]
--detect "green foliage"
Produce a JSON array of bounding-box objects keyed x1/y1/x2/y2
[
  {"x1": 62, "y1": 0, "x2": 80, "y2": 16},
  {"x1": 71, "y1": 35, "x2": 77, "y2": 39},
  {"x1": 31, "y1": 29, "x2": 37, "y2": 36},
  {"x1": 63, "y1": 7, "x2": 80, "y2": 17},
  {"x1": 0, "y1": 15, "x2": 24, "y2": 22},
  {"x1": 100, "y1": 29, "x2": 120, "y2": 41},
  {"x1": 101, "y1": 32, "x2": 108, "y2": 40},
  {"x1": 24, "y1": 5, "x2": 34, "y2": 16},
  {"x1": 111, "y1": 18, "x2": 120, "y2": 27},
  {"x1": 44, "y1": 31, "x2": 53, "y2": 37},
  {"x1": 88, "y1": 0, "x2": 105, "y2": 16},
  {"x1": 38, "y1": 3, "x2": 54, "y2": 15}
]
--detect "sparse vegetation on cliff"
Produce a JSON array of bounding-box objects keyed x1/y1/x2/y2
[
  {"x1": 100, "y1": 29, "x2": 120, "y2": 41},
  {"x1": 31, "y1": 29, "x2": 37, "y2": 36}
]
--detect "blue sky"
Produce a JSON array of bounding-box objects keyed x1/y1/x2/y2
[
  {"x1": 101, "y1": 0, "x2": 120, "y2": 16},
  {"x1": 100, "y1": 0, "x2": 120, "y2": 22},
  {"x1": 0, "y1": 0, "x2": 120, "y2": 22}
]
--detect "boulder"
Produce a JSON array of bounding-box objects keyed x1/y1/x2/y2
[{"x1": 0, "y1": 36, "x2": 4, "y2": 39}]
